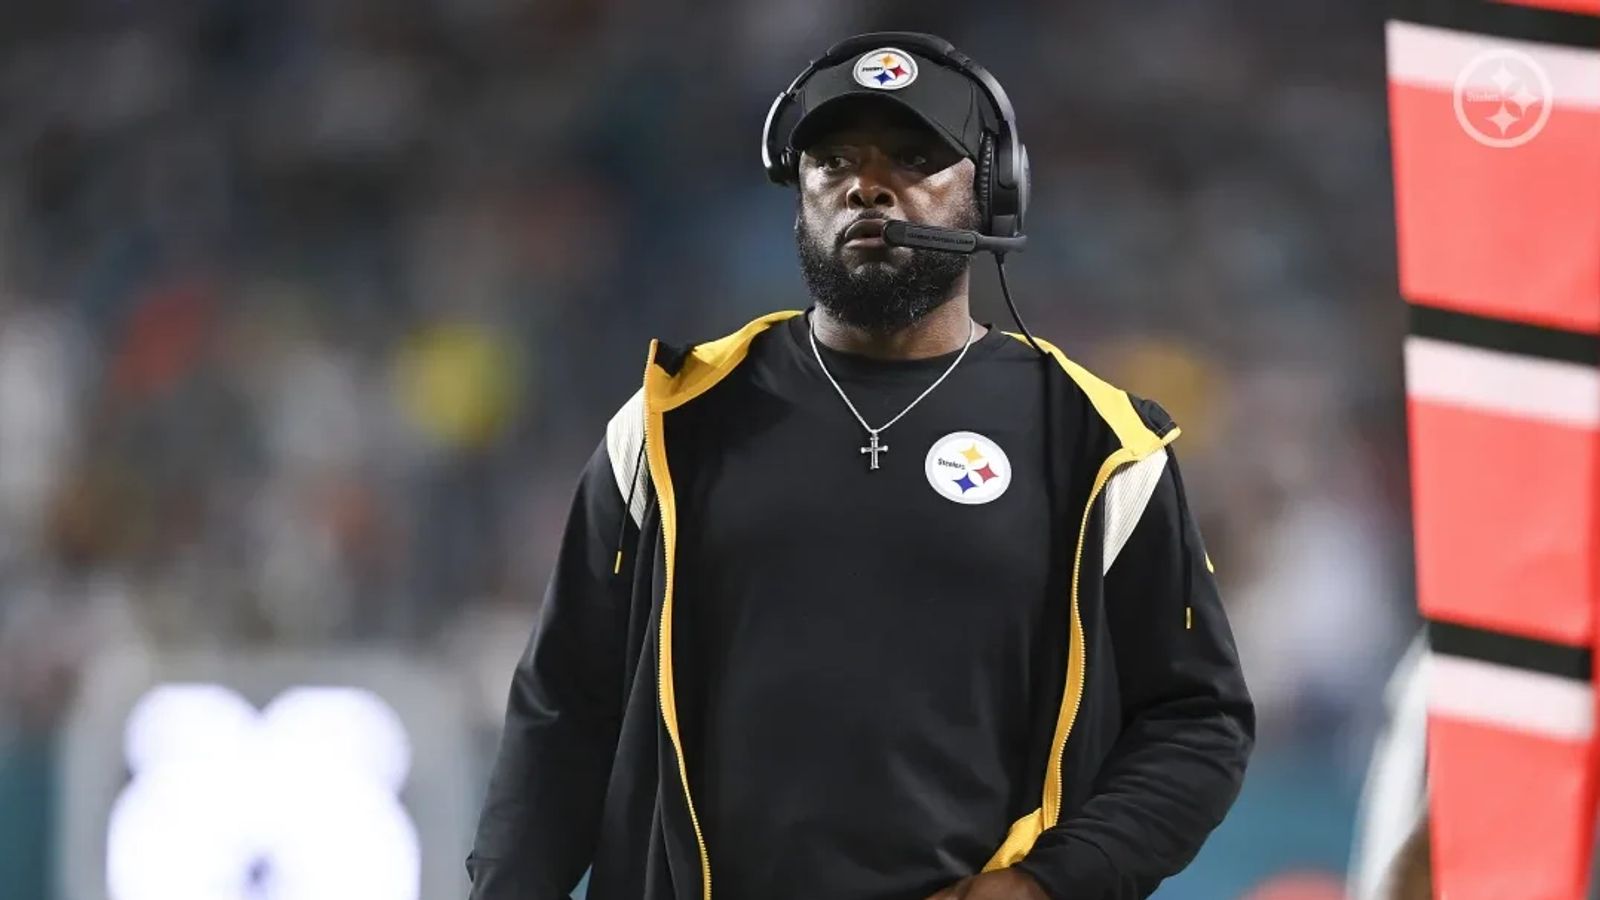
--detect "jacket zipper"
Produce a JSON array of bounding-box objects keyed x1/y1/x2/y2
[
  {"x1": 1046, "y1": 432, "x2": 1179, "y2": 827},
  {"x1": 642, "y1": 340, "x2": 714, "y2": 900},
  {"x1": 1047, "y1": 446, "x2": 1135, "y2": 827}
]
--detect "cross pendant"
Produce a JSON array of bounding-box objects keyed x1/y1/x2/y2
[{"x1": 860, "y1": 432, "x2": 889, "y2": 470}]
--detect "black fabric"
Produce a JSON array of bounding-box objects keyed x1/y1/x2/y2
[
  {"x1": 1129, "y1": 395, "x2": 1178, "y2": 440},
  {"x1": 468, "y1": 440, "x2": 637, "y2": 899},
  {"x1": 1013, "y1": 463, "x2": 1253, "y2": 900},
  {"x1": 667, "y1": 310, "x2": 1069, "y2": 900},
  {"x1": 466, "y1": 312, "x2": 1254, "y2": 900}
]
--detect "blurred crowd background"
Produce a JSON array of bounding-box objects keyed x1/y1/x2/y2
[{"x1": 0, "y1": 1, "x2": 1415, "y2": 897}]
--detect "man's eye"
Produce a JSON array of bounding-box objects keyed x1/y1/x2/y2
[
  {"x1": 896, "y1": 151, "x2": 928, "y2": 168},
  {"x1": 820, "y1": 155, "x2": 850, "y2": 172}
]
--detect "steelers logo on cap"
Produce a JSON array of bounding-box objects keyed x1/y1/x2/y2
[{"x1": 853, "y1": 48, "x2": 918, "y2": 91}]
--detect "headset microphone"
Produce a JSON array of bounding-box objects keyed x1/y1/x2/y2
[
  {"x1": 881, "y1": 220, "x2": 1043, "y2": 356},
  {"x1": 881, "y1": 220, "x2": 1028, "y2": 256}
]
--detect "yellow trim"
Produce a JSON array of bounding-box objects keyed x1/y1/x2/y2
[
  {"x1": 1057, "y1": 450, "x2": 1127, "y2": 813},
  {"x1": 1000, "y1": 332, "x2": 1169, "y2": 458},
  {"x1": 640, "y1": 309, "x2": 801, "y2": 900},
  {"x1": 643, "y1": 338, "x2": 714, "y2": 900},
  {"x1": 982, "y1": 336, "x2": 1181, "y2": 871},
  {"x1": 983, "y1": 809, "x2": 1044, "y2": 871},
  {"x1": 656, "y1": 309, "x2": 803, "y2": 412}
]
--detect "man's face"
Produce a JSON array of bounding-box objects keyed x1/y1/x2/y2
[{"x1": 794, "y1": 103, "x2": 979, "y2": 333}]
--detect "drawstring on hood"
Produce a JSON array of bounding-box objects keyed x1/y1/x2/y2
[
  {"x1": 1165, "y1": 447, "x2": 1197, "y2": 629},
  {"x1": 613, "y1": 437, "x2": 649, "y2": 575}
]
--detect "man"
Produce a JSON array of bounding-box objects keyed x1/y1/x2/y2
[{"x1": 468, "y1": 32, "x2": 1253, "y2": 900}]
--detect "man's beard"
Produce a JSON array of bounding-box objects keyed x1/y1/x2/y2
[{"x1": 795, "y1": 204, "x2": 978, "y2": 334}]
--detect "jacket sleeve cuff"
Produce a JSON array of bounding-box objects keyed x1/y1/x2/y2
[{"x1": 1012, "y1": 831, "x2": 1124, "y2": 900}]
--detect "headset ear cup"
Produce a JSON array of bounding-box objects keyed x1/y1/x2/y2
[
  {"x1": 976, "y1": 136, "x2": 994, "y2": 233},
  {"x1": 1016, "y1": 143, "x2": 1030, "y2": 232}
]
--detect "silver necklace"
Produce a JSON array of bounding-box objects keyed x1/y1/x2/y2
[{"x1": 808, "y1": 313, "x2": 977, "y2": 471}]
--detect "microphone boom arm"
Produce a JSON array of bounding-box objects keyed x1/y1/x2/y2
[
  {"x1": 881, "y1": 220, "x2": 1027, "y2": 256},
  {"x1": 879, "y1": 220, "x2": 1044, "y2": 357}
]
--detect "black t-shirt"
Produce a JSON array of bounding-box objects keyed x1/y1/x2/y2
[{"x1": 668, "y1": 309, "x2": 1072, "y2": 900}]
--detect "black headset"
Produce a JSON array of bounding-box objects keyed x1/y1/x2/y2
[{"x1": 760, "y1": 31, "x2": 1031, "y2": 243}]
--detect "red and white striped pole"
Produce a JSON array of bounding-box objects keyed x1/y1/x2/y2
[{"x1": 1387, "y1": 2, "x2": 1600, "y2": 897}]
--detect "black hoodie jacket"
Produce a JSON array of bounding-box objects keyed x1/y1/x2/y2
[{"x1": 467, "y1": 310, "x2": 1254, "y2": 900}]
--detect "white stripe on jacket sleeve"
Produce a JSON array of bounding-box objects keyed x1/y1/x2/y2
[
  {"x1": 1103, "y1": 448, "x2": 1169, "y2": 575},
  {"x1": 605, "y1": 388, "x2": 649, "y2": 528}
]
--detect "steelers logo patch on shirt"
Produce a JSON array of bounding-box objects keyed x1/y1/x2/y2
[
  {"x1": 924, "y1": 431, "x2": 1010, "y2": 505},
  {"x1": 853, "y1": 48, "x2": 918, "y2": 91}
]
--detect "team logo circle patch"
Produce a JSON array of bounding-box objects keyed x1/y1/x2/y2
[
  {"x1": 925, "y1": 431, "x2": 1010, "y2": 505},
  {"x1": 853, "y1": 48, "x2": 918, "y2": 91},
  {"x1": 1453, "y1": 47, "x2": 1553, "y2": 149}
]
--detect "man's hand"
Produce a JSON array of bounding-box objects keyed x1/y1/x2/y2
[{"x1": 923, "y1": 868, "x2": 1050, "y2": 900}]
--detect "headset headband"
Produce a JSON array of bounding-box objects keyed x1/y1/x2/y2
[{"x1": 761, "y1": 31, "x2": 1023, "y2": 191}]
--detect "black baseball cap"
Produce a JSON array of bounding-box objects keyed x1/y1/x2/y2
[{"x1": 782, "y1": 44, "x2": 994, "y2": 161}]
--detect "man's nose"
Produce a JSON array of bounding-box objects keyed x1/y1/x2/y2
[{"x1": 846, "y1": 160, "x2": 896, "y2": 210}]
